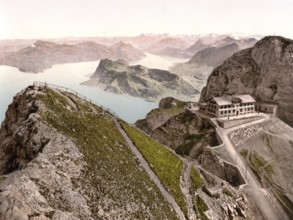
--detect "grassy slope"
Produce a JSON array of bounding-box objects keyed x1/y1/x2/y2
[
  {"x1": 121, "y1": 121, "x2": 188, "y2": 215},
  {"x1": 190, "y1": 166, "x2": 204, "y2": 191},
  {"x1": 37, "y1": 88, "x2": 177, "y2": 219}
]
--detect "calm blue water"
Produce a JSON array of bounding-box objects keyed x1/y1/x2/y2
[{"x1": 0, "y1": 54, "x2": 188, "y2": 124}]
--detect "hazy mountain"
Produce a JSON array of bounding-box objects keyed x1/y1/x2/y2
[
  {"x1": 0, "y1": 40, "x2": 145, "y2": 73},
  {"x1": 186, "y1": 36, "x2": 257, "y2": 55},
  {"x1": 144, "y1": 37, "x2": 191, "y2": 58},
  {"x1": 110, "y1": 41, "x2": 145, "y2": 61},
  {"x1": 188, "y1": 43, "x2": 239, "y2": 67},
  {"x1": 82, "y1": 58, "x2": 199, "y2": 102}
]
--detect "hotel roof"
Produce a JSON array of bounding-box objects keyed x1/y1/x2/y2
[
  {"x1": 234, "y1": 95, "x2": 256, "y2": 103},
  {"x1": 212, "y1": 94, "x2": 255, "y2": 106},
  {"x1": 213, "y1": 97, "x2": 232, "y2": 105}
]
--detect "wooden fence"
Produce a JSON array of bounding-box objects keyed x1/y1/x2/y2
[{"x1": 33, "y1": 81, "x2": 119, "y2": 118}]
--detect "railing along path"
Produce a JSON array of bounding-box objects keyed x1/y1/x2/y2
[{"x1": 33, "y1": 81, "x2": 119, "y2": 118}]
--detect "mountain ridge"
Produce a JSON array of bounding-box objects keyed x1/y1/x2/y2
[{"x1": 0, "y1": 40, "x2": 145, "y2": 73}]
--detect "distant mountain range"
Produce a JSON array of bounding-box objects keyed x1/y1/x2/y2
[
  {"x1": 81, "y1": 58, "x2": 198, "y2": 101},
  {"x1": 0, "y1": 40, "x2": 145, "y2": 73},
  {"x1": 144, "y1": 37, "x2": 191, "y2": 58},
  {"x1": 170, "y1": 37, "x2": 258, "y2": 91}
]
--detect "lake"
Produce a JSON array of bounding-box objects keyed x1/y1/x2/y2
[{"x1": 0, "y1": 53, "x2": 188, "y2": 124}]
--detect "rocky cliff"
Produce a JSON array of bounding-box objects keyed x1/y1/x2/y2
[
  {"x1": 0, "y1": 40, "x2": 145, "y2": 73},
  {"x1": 135, "y1": 97, "x2": 218, "y2": 158},
  {"x1": 0, "y1": 86, "x2": 178, "y2": 219},
  {"x1": 200, "y1": 36, "x2": 293, "y2": 127},
  {"x1": 82, "y1": 59, "x2": 199, "y2": 102}
]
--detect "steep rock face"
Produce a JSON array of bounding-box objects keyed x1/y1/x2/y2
[
  {"x1": 150, "y1": 110, "x2": 218, "y2": 158},
  {"x1": 200, "y1": 36, "x2": 293, "y2": 127},
  {"x1": 135, "y1": 97, "x2": 183, "y2": 132},
  {"x1": 0, "y1": 86, "x2": 177, "y2": 219},
  {"x1": 0, "y1": 40, "x2": 145, "y2": 73},
  {"x1": 82, "y1": 59, "x2": 199, "y2": 102},
  {"x1": 0, "y1": 88, "x2": 49, "y2": 174}
]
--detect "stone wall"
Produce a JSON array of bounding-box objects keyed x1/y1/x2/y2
[{"x1": 217, "y1": 116, "x2": 262, "y2": 129}]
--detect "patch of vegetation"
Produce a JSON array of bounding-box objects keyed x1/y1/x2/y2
[
  {"x1": 246, "y1": 151, "x2": 275, "y2": 185},
  {"x1": 222, "y1": 187, "x2": 233, "y2": 197},
  {"x1": 190, "y1": 166, "x2": 204, "y2": 191},
  {"x1": 149, "y1": 100, "x2": 186, "y2": 117},
  {"x1": 250, "y1": 151, "x2": 274, "y2": 176},
  {"x1": 195, "y1": 195, "x2": 209, "y2": 220},
  {"x1": 240, "y1": 149, "x2": 248, "y2": 158},
  {"x1": 37, "y1": 88, "x2": 177, "y2": 219},
  {"x1": 264, "y1": 164, "x2": 275, "y2": 177},
  {"x1": 121, "y1": 121, "x2": 187, "y2": 216},
  {"x1": 67, "y1": 93, "x2": 95, "y2": 112},
  {"x1": 175, "y1": 134, "x2": 204, "y2": 155},
  {"x1": 0, "y1": 175, "x2": 7, "y2": 183}
]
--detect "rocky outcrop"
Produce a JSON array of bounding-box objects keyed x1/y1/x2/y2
[
  {"x1": 82, "y1": 59, "x2": 199, "y2": 102},
  {"x1": 0, "y1": 40, "x2": 145, "y2": 73},
  {"x1": 0, "y1": 86, "x2": 178, "y2": 219},
  {"x1": 0, "y1": 88, "x2": 49, "y2": 174},
  {"x1": 135, "y1": 98, "x2": 218, "y2": 158},
  {"x1": 200, "y1": 36, "x2": 293, "y2": 127}
]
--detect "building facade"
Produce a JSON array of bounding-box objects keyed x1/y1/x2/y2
[{"x1": 199, "y1": 95, "x2": 256, "y2": 118}]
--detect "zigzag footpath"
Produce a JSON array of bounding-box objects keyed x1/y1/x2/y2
[{"x1": 215, "y1": 115, "x2": 283, "y2": 220}]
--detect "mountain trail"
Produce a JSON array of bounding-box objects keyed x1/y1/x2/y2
[{"x1": 112, "y1": 117, "x2": 186, "y2": 220}]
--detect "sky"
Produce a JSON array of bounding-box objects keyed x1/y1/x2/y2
[{"x1": 0, "y1": 0, "x2": 293, "y2": 39}]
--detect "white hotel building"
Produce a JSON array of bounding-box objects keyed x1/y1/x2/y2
[{"x1": 199, "y1": 94, "x2": 256, "y2": 118}]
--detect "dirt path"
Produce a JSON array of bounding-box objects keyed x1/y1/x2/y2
[
  {"x1": 181, "y1": 161, "x2": 197, "y2": 220},
  {"x1": 216, "y1": 116, "x2": 285, "y2": 220},
  {"x1": 112, "y1": 117, "x2": 186, "y2": 220}
]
